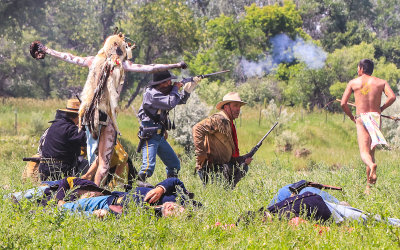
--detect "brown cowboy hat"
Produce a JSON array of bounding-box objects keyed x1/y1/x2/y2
[
  {"x1": 148, "y1": 71, "x2": 177, "y2": 86},
  {"x1": 58, "y1": 99, "x2": 80, "y2": 113},
  {"x1": 216, "y1": 92, "x2": 247, "y2": 110}
]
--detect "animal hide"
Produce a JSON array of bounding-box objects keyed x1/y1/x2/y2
[{"x1": 78, "y1": 33, "x2": 134, "y2": 139}]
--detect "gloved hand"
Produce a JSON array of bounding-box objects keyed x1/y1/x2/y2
[{"x1": 183, "y1": 76, "x2": 202, "y2": 93}]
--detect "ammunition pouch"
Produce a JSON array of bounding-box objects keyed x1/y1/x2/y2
[
  {"x1": 138, "y1": 126, "x2": 161, "y2": 140},
  {"x1": 289, "y1": 180, "x2": 308, "y2": 194},
  {"x1": 136, "y1": 126, "x2": 164, "y2": 153}
]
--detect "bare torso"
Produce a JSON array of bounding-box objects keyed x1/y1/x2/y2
[{"x1": 349, "y1": 75, "x2": 386, "y2": 114}]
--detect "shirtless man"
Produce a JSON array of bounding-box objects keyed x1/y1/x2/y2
[{"x1": 341, "y1": 59, "x2": 396, "y2": 194}]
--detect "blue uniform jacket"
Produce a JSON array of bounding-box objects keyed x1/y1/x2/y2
[
  {"x1": 138, "y1": 86, "x2": 190, "y2": 122},
  {"x1": 41, "y1": 110, "x2": 86, "y2": 164}
]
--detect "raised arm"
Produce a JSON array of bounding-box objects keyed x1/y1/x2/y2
[
  {"x1": 381, "y1": 81, "x2": 396, "y2": 112},
  {"x1": 122, "y1": 61, "x2": 187, "y2": 73},
  {"x1": 341, "y1": 82, "x2": 356, "y2": 123},
  {"x1": 30, "y1": 41, "x2": 94, "y2": 67}
]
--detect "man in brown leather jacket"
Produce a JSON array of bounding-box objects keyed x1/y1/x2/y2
[{"x1": 192, "y1": 92, "x2": 253, "y2": 188}]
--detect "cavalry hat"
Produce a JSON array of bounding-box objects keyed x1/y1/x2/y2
[
  {"x1": 148, "y1": 71, "x2": 177, "y2": 86},
  {"x1": 216, "y1": 92, "x2": 247, "y2": 110},
  {"x1": 58, "y1": 99, "x2": 80, "y2": 113}
]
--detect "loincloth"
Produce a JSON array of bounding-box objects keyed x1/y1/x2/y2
[{"x1": 355, "y1": 112, "x2": 388, "y2": 149}]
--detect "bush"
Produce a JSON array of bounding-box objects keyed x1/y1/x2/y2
[
  {"x1": 236, "y1": 77, "x2": 280, "y2": 106},
  {"x1": 196, "y1": 79, "x2": 235, "y2": 106},
  {"x1": 169, "y1": 92, "x2": 211, "y2": 152},
  {"x1": 275, "y1": 130, "x2": 299, "y2": 152},
  {"x1": 29, "y1": 111, "x2": 47, "y2": 136},
  {"x1": 381, "y1": 96, "x2": 400, "y2": 148}
]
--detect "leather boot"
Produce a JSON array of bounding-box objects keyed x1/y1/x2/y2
[
  {"x1": 167, "y1": 172, "x2": 178, "y2": 179},
  {"x1": 137, "y1": 173, "x2": 154, "y2": 188}
]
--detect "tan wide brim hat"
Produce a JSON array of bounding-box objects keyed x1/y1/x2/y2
[
  {"x1": 58, "y1": 99, "x2": 80, "y2": 113},
  {"x1": 215, "y1": 92, "x2": 247, "y2": 110}
]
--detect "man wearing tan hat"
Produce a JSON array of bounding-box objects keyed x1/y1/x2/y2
[
  {"x1": 193, "y1": 92, "x2": 253, "y2": 188},
  {"x1": 38, "y1": 99, "x2": 88, "y2": 181}
]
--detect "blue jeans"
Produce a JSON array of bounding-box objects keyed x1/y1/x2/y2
[{"x1": 139, "y1": 122, "x2": 180, "y2": 177}]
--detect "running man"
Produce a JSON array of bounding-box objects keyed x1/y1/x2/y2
[{"x1": 341, "y1": 59, "x2": 396, "y2": 194}]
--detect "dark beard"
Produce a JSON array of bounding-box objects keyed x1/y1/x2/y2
[{"x1": 156, "y1": 85, "x2": 173, "y2": 95}]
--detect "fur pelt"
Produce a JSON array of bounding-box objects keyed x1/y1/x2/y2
[{"x1": 78, "y1": 33, "x2": 133, "y2": 138}]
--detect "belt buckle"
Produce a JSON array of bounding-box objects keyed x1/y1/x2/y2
[{"x1": 157, "y1": 129, "x2": 162, "y2": 134}]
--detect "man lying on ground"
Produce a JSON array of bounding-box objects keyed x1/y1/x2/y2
[
  {"x1": 60, "y1": 177, "x2": 200, "y2": 218},
  {"x1": 8, "y1": 177, "x2": 200, "y2": 218},
  {"x1": 237, "y1": 180, "x2": 400, "y2": 227}
]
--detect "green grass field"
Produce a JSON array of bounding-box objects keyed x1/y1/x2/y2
[{"x1": 1, "y1": 97, "x2": 400, "y2": 248}]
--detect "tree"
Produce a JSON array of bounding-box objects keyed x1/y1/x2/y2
[
  {"x1": 121, "y1": 0, "x2": 199, "y2": 107},
  {"x1": 189, "y1": 2, "x2": 306, "y2": 82}
]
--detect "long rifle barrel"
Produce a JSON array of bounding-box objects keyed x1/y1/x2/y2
[
  {"x1": 201, "y1": 70, "x2": 230, "y2": 78},
  {"x1": 181, "y1": 70, "x2": 230, "y2": 84},
  {"x1": 247, "y1": 121, "x2": 278, "y2": 158}
]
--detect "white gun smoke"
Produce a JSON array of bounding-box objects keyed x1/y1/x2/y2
[{"x1": 241, "y1": 33, "x2": 327, "y2": 78}]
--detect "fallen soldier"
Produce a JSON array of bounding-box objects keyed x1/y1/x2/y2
[
  {"x1": 59, "y1": 177, "x2": 201, "y2": 218},
  {"x1": 8, "y1": 177, "x2": 200, "y2": 218},
  {"x1": 8, "y1": 177, "x2": 111, "y2": 206},
  {"x1": 237, "y1": 180, "x2": 400, "y2": 227}
]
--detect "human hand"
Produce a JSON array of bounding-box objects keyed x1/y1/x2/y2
[
  {"x1": 57, "y1": 200, "x2": 66, "y2": 207},
  {"x1": 245, "y1": 157, "x2": 253, "y2": 165},
  {"x1": 93, "y1": 209, "x2": 108, "y2": 219},
  {"x1": 144, "y1": 186, "x2": 165, "y2": 204},
  {"x1": 174, "y1": 82, "x2": 183, "y2": 89},
  {"x1": 193, "y1": 76, "x2": 202, "y2": 84},
  {"x1": 164, "y1": 130, "x2": 168, "y2": 140}
]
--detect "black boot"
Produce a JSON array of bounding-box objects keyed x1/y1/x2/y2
[
  {"x1": 166, "y1": 173, "x2": 178, "y2": 179},
  {"x1": 137, "y1": 173, "x2": 154, "y2": 188}
]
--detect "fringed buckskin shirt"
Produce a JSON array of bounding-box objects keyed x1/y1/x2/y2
[{"x1": 193, "y1": 111, "x2": 236, "y2": 169}]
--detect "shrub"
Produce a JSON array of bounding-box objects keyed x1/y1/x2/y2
[
  {"x1": 169, "y1": 92, "x2": 211, "y2": 152},
  {"x1": 29, "y1": 111, "x2": 47, "y2": 136},
  {"x1": 381, "y1": 96, "x2": 400, "y2": 148},
  {"x1": 275, "y1": 130, "x2": 299, "y2": 152}
]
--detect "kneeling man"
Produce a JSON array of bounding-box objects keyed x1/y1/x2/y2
[{"x1": 193, "y1": 92, "x2": 252, "y2": 188}]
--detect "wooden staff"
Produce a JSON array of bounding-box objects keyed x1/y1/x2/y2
[{"x1": 326, "y1": 99, "x2": 400, "y2": 121}]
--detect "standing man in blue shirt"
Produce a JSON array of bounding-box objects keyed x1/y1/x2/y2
[{"x1": 137, "y1": 71, "x2": 201, "y2": 183}]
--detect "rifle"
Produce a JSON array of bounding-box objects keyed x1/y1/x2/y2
[
  {"x1": 23, "y1": 157, "x2": 41, "y2": 162},
  {"x1": 246, "y1": 122, "x2": 278, "y2": 158},
  {"x1": 180, "y1": 70, "x2": 230, "y2": 84},
  {"x1": 289, "y1": 180, "x2": 342, "y2": 194}
]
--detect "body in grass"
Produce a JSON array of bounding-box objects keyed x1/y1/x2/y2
[{"x1": 341, "y1": 59, "x2": 396, "y2": 194}]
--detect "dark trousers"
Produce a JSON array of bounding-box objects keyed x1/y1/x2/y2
[
  {"x1": 39, "y1": 158, "x2": 89, "y2": 181},
  {"x1": 197, "y1": 162, "x2": 249, "y2": 188}
]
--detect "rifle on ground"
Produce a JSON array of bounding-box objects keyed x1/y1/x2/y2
[
  {"x1": 180, "y1": 70, "x2": 230, "y2": 84},
  {"x1": 289, "y1": 180, "x2": 342, "y2": 194},
  {"x1": 245, "y1": 122, "x2": 278, "y2": 158}
]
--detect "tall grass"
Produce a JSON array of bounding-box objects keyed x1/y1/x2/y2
[{"x1": 0, "y1": 98, "x2": 400, "y2": 248}]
